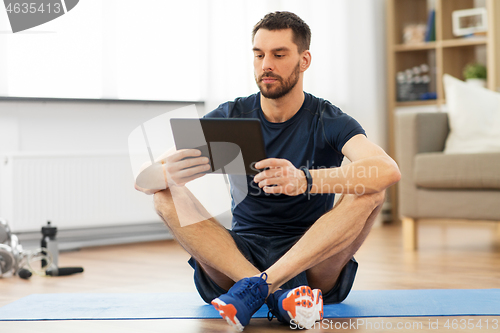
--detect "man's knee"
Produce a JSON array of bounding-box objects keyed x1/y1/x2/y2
[
  {"x1": 342, "y1": 190, "x2": 385, "y2": 211},
  {"x1": 370, "y1": 190, "x2": 386, "y2": 208},
  {"x1": 359, "y1": 190, "x2": 385, "y2": 211}
]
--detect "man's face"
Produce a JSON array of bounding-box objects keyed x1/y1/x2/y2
[{"x1": 253, "y1": 28, "x2": 302, "y2": 99}]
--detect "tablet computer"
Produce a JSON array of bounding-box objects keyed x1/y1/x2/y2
[{"x1": 170, "y1": 118, "x2": 267, "y2": 175}]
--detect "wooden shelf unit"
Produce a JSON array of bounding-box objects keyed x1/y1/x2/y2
[{"x1": 386, "y1": 0, "x2": 500, "y2": 222}]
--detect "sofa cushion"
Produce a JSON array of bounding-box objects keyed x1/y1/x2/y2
[
  {"x1": 443, "y1": 74, "x2": 500, "y2": 154},
  {"x1": 414, "y1": 152, "x2": 500, "y2": 189}
]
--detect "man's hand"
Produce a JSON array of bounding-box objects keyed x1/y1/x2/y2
[
  {"x1": 134, "y1": 148, "x2": 211, "y2": 195},
  {"x1": 164, "y1": 149, "x2": 211, "y2": 186},
  {"x1": 253, "y1": 158, "x2": 307, "y2": 196}
]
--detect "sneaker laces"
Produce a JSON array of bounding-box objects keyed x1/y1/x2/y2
[
  {"x1": 266, "y1": 289, "x2": 286, "y2": 322},
  {"x1": 266, "y1": 296, "x2": 277, "y2": 322},
  {"x1": 267, "y1": 310, "x2": 275, "y2": 321},
  {"x1": 248, "y1": 272, "x2": 270, "y2": 308},
  {"x1": 230, "y1": 272, "x2": 270, "y2": 309}
]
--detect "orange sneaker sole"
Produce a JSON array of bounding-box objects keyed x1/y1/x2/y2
[
  {"x1": 282, "y1": 286, "x2": 323, "y2": 329},
  {"x1": 211, "y1": 298, "x2": 244, "y2": 332}
]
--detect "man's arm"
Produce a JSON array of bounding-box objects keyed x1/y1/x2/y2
[
  {"x1": 310, "y1": 134, "x2": 400, "y2": 194},
  {"x1": 253, "y1": 134, "x2": 400, "y2": 195}
]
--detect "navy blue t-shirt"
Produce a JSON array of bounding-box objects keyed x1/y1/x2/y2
[{"x1": 204, "y1": 92, "x2": 365, "y2": 237}]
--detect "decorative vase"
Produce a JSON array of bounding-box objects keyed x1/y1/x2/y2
[{"x1": 465, "y1": 78, "x2": 486, "y2": 88}]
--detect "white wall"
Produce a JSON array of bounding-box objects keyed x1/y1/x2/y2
[
  {"x1": 0, "y1": 99, "x2": 204, "y2": 153},
  {"x1": 0, "y1": 99, "x2": 205, "y2": 232}
]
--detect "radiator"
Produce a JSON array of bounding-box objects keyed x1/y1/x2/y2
[{"x1": 0, "y1": 152, "x2": 161, "y2": 233}]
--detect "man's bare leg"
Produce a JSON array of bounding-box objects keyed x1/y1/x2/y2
[
  {"x1": 306, "y1": 197, "x2": 383, "y2": 293},
  {"x1": 153, "y1": 186, "x2": 260, "y2": 291},
  {"x1": 155, "y1": 184, "x2": 383, "y2": 295},
  {"x1": 264, "y1": 191, "x2": 385, "y2": 293}
]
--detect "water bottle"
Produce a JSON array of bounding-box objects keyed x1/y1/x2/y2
[{"x1": 41, "y1": 221, "x2": 58, "y2": 269}]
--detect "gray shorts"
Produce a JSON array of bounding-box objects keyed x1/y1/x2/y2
[{"x1": 188, "y1": 229, "x2": 358, "y2": 304}]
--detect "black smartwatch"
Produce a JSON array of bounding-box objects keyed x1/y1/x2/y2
[{"x1": 299, "y1": 167, "x2": 313, "y2": 195}]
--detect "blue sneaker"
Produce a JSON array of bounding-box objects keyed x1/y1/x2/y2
[
  {"x1": 211, "y1": 273, "x2": 269, "y2": 331},
  {"x1": 267, "y1": 286, "x2": 323, "y2": 329}
]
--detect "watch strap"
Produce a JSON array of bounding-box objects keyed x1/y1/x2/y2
[{"x1": 299, "y1": 167, "x2": 313, "y2": 195}]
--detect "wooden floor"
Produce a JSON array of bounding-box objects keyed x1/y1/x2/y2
[{"x1": 1, "y1": 220, "x2": 499, "y2": 332}]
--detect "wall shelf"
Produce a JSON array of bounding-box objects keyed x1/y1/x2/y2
[
  {"x1": 394, "y1": 42, "x2": 437, "y2": 52},
  {"x1": 395, "y1": 99, "x2": 443, "y2": 107},
  {"x1": 440, "y1": 37, "x2": 487, "y2": 48}
]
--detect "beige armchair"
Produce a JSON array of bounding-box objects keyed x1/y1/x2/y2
[{"x1": 395, "y1": 112, "x2": 500, "y2": 250}]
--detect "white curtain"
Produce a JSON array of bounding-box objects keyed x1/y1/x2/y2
[
  {"x1": 204, "y1": 0, "x2": 387, "y2": 148},
  {"x1": 0, "y1": 0, "x2": 208, "y2": 101}
]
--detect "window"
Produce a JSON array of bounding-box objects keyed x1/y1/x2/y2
[{"x1": 0, "y1": 0, "x2": 206, "y2": 101}]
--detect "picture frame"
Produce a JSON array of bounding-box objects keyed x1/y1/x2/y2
[
  {"x1": 402, "y1": 23, "x2": 427, "y2": 44},
  {"x1": 452, "y1": 8, "x2": 488, "y2": 37}
]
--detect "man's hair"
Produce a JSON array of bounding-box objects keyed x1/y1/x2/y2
[{"x1": 252, "y1": 11, "x2": 311, "y2": 53}]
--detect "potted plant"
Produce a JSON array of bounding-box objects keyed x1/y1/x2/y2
[{"x1": 463, "y1": 63, "x2": 487, "y2": 88}]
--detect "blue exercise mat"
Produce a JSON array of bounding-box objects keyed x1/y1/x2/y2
[{"x1": 0, "y1": 289, "x2": 499, "y2": 321}]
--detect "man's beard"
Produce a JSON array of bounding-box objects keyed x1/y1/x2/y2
[{"x1": 256, "y1": 61, "x2": 300, "y2": 99}]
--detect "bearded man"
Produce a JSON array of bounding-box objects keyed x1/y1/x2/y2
[{"x1": 136, "y1": 11, "x2": 400, "y2": 331}]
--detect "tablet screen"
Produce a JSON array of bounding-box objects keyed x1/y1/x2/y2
[{"x1": 170, "y1": 118, "x2": 267, "y2": 175}]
